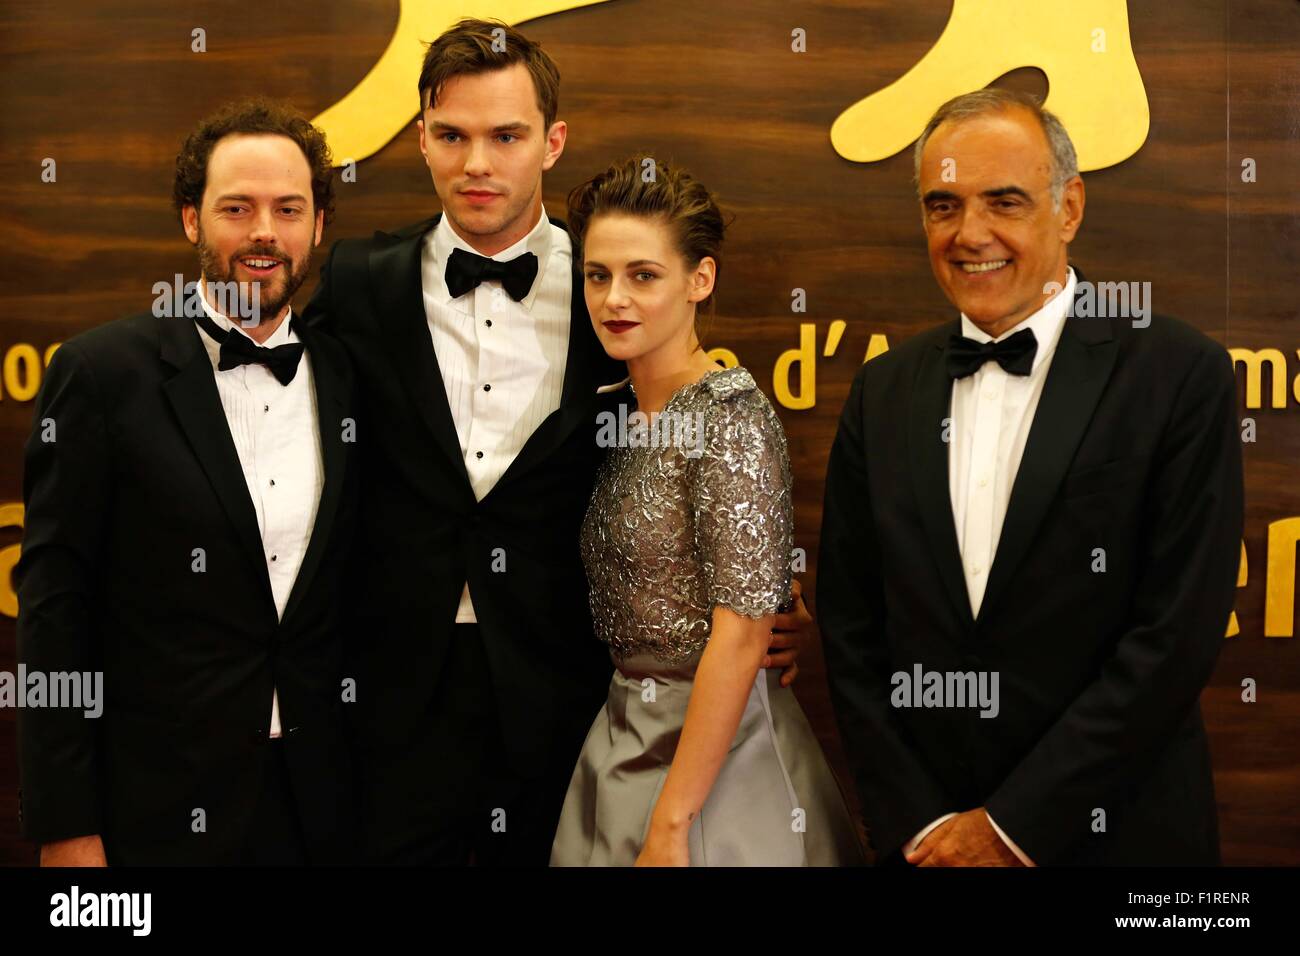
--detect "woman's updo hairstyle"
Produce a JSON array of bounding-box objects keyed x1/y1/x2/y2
[{"x1": 567, "y1": 155, "x2": 727, "y2": 342}]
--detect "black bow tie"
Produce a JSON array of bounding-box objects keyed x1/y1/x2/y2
[
  {"x1": 946, "y1": 327, "x2": 1038, "y2": 379},
  {"x1": 193, "y1": 310, "x2": 305, "y2": 386},
  {"x1": 444, "y1": 247, "x2": 539, "y2": 302}
]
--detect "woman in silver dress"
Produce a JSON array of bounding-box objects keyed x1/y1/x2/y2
[{"x1": 550, "y1": 157, "x2": 862, "y2": 866}]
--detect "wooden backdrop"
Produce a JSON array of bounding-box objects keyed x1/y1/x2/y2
[{"x1": 0, "y1": 0, "x2": 1295, "y2": 865}]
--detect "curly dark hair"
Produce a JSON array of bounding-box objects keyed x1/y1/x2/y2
[{"x1": 172, "y1": 98, "x2": 335, "y2": 225}]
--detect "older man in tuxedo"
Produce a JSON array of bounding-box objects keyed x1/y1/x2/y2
[
  {"x1": 16, "y1": 100, "x2": 357, "y2": 865},
  {"x1": 818, "y1": 89, "x2": 1242, "y2": 865}
]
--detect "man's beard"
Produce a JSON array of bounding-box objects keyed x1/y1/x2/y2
[{"x1": 196, "y1": 227, "x2": 311, "y2": 326}]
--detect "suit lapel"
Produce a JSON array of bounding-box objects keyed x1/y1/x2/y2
[
  {"x1": 159, "y1": 315, "x2": 274, "y2": 605},
  {"x1": 485, "y1": 218, "x2": 622, "y2": 498},
  {"x1": 908, "y1": 320, "x2": 976, "y2": 630},
  {"x1": 369, "y1": 215, "x2": 473, "y2": 492},
  {"x1": 978, "y1": 272, "x2": 1119, "y2": 624},
  {"x1": 280, "y1": 324, "x2": 347, "y2": 626}
]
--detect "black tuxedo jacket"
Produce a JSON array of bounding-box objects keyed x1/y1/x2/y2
[
  {"x1": 15, "y1": 311, "x2": 358, "y2": 865},
  {"x1": 301, "y1": 215, "x2": 625, "y2": 850},
  {"x1": 818, "y1": 270, "x2": 1243, "y2": 865}
]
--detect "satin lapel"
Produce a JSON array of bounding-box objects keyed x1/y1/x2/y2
[
  {"x1": 369, "y1": 215, "x2": 471, "y2": 489},
  {"x1": 978, "y1": 286, "x2": 1119, "y2": 625},
  {"x1": 908, "y1": 321, "x2": 975, "y2": 630},
  {"x1": 159, "y1": 315, "x2": 274, "y2": 603},
  {"x1": 280, "y1": 324, "x2": 346, "y2": 627}
]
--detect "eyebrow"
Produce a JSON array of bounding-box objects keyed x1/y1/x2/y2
[
  {"x1": 429, "y1": 121, "x2": 531, "y2": 134},
  {"x1": 922, "y1": 186, "x2": 1032, "y2": 204},
  {"x1": 584, "y1": 259, "x2": 667, "y2": 269},
  {"x1": 983, "y1": 186, "x2": 1032, "y2": 200},
  {"x1": 213, "y1": 193, "x2": 309, "y2": 205}
]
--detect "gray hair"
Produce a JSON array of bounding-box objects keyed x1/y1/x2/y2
[{"x1": 913, "y1": 89, "x2": 1080, "y2": 210}]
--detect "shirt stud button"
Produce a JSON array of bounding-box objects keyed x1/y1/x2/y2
[
  {"x1": 483, "y1": 383, "x2": 491, "y2": 392},
  {"x1": 475, "y1": 451, "x2": 484, "y2": 460},
  {"x1": 485, "y1": 319, "x2": 492, "y2": 327}
]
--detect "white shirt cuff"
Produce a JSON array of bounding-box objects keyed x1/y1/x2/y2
[
  {"x1": 904, "y1": 812, "x2": 958, "y2": 856},
  {"x1": 985, "y1": 810, "x2": 1036, "y2": 866}
]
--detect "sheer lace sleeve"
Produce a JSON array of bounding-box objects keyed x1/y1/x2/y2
[{"x1": 688, "y1": 369, "x2": 794, "y2": 619}]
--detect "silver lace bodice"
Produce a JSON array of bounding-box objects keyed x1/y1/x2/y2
[{"x1": 580, "y1": 366, "x2": 794, "y2": 664}]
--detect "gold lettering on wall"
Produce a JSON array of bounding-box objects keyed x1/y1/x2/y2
[
  {"x1": 1227, "y1": 539, "x2": 1247, "y2": 637},
  {"x1": 1265, "y1": 517, "x2": 1300, "y2": 638},
  {"x1": 1230, "y1": 348, "x2": 1289, "y2": 409},
  {"x1": 0, "y1": 503, "x2": 22, "y2": 618},
  {"x1": 0, "y1": 342, "x2": 59, "y2": 402}
]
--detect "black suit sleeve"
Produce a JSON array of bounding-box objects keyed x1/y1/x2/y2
[
  {"x1": 301, "y1": 239, "x2": 340, "y2": 332},
  {"x1": 818, "y1": 363, "x2": 953, "y2": 857},
  {"x1": 985, "y1": 342, "x2": 1244, "y2": 864},
  {"x1": 15, "y1": 341, "x2": 112, "y2": 844}
]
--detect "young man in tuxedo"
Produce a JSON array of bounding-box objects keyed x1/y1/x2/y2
[
  {"x1": 818, "y1": 89, "x2": 1243, "y2": 866},
  {"x1": 16, "y1": 100, "x2": 358, "y2": 865},
  {"x1": 302, "y1": 18, "x2": 811, "y2": 865}
]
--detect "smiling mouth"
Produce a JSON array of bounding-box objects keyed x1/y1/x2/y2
[
  {"x1": 239, "y1": 257, "x2": 284, "y2": 273},
  {"x1": 957, "y1": 259, "x2": 1010, "y2": 274}
]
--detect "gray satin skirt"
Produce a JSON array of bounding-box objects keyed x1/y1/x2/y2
[{"x1": 550, "y1": 650, "x2": 865, "y2": 866}]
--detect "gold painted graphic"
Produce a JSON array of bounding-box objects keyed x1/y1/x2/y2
[
  {"x1": 311, "y1": 0, "x2": 614, "y2": 164},
  {"x1": 830, "y1": 0, "x2": 1150, "y2": 171}
]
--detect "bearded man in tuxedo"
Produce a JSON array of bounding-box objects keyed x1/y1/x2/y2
[{"x1": 17, "y1": 99, "x2": 357, "y2": 866}]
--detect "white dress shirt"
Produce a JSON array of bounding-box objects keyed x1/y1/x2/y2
[
  {"x1": 421, "y1": 207, "x2": 572, "y2": 623},
  {"x1": 197, "y1": 283, "x2": 323, "y2": 737},
  {"x1": 906, "y1": 268, "x2": 1076, "y2": 866}
]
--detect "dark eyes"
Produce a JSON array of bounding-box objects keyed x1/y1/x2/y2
[
  {"x1": 440, "y1": 133, "x2": 518, "y2": 144},
  {"x1": 585, "y1": 271, "x2": 658, "y2": 282},
  {"x1": 927, "y1": 199, "x2": 1020, "y2": 215},
  {"x1": 220, "y1": 206, "x2": 302, "y2": 215}
]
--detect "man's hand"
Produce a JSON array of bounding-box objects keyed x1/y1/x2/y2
[
  {"x1": 766, "y1": 578, "x2": 811, "y2": 687},
  {"x1": 40, "y1": 835, "x2": 107, "y2": 867},
  {"x1": 905, "y1": 809, "x2": 1023, "y2": 867}
]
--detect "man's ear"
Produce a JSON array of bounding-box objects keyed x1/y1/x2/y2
[
  {"x1": 314, "y1": 207, "x2": 325, "y2": 247},
  {"x1": 541, "y1": 119, "x2": 567, "y2": 172},
  {"x1": 417, "y1": 117, "x2": 429, "y2": 166},
  {"x1": 181, "y1": 204, "x2": 200, "y2": 244},
  {"x1": 1059, "y1": 176, "x2": 1085, "y2": 244}
]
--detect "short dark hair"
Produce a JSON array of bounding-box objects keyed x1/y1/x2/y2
[
  {"x1": 172, "y1": 97, "x2": 335, "y2": 225},
  {"x1": 417, "y1": 18, "x2": 560, "y2": 129},
  {"x1": 568, "y1": 155, "x2": 727, "y2": 338}
]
